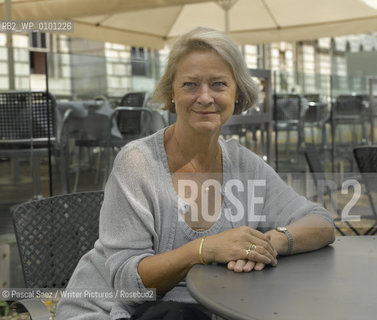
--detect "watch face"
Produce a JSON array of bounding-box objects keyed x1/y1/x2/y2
[{"x1": 277, "y1": 227, "x2": 287, "y2": 232}]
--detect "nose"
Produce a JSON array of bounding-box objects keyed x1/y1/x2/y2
[{"x1": 197, "y1": 84, "x2": 214, "y2": 105}]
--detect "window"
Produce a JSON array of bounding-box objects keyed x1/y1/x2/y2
[
  {"x1": 29, "y1": 32, "x2": 49, "y2": 51},
  {"x1": 131, "y1": 47, "x2": 150, "y2": 76}
]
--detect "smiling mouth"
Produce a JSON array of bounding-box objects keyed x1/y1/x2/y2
[{"x1": 194, "y1": 111, "x2": 217, "y2": 115}]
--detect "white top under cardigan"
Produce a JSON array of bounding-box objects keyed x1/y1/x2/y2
[{"x1": 56, "y1": 127, "x2": 333, "y2": 320}]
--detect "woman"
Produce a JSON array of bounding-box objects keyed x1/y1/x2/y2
[{"x1": 57, "y1": 27, "x2": 335, "y2": 320}]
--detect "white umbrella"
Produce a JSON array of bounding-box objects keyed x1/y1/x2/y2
[{"x1": 2, "y1": 0, "x2": 377, "y2": 48}]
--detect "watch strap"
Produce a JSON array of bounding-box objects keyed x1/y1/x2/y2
[
  {"x1": 285, "y1": 229, "x2": 293, "y2": 255},
  {"x1": 276, "y1": 227, "x2": 293, "y2": 255}
]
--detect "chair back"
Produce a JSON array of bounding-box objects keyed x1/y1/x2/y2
[
  {"x1": 353, "y1": 146, "x2": 377, "y2": 193},
  {"x1": 112, "y1": 107, "x2": 152, "y2": 138},
  {"x1": 304, "y1": 102, "x2": 329, "y2": 124},
  {"x1": 273, "y1": 94, "x2": 303, "y2": 122},
  {"x1": 13, "y1": 191, "x2": 103, "y2": 288},
  {"x1": 304, "y1": 143, "x2": 327, "y2": 184},
  {"x1": 120, "y1": 92, "x2": 149, "y2": 108},
  {"x1": 304, "y1": 94, "x2": 321, "y2": 103},
  {"x1": 353, "y1": 146, "x2": 377, "y2": 232},
  {"x1": 119, "y1": 92, "x2": 149, "y2": 135},
  {"x1": 334, "y1": 95, "x2": 364, "y2": 116},
  {"x1": 0, "y1": 91, "x2": 55, "y2": 146}
]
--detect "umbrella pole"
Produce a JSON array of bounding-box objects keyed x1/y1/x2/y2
[
  {"x1": 225, "y1": 7, "x2": 229, "y2": 34},
  {"x1": 217, "y1": 0, "x2": 239, "y2": 34}
]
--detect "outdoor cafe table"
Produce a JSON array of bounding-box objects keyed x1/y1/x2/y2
[
  {"x1": 56, "y1": 100, "x2": 122, "y2": 141},
  {"x1": 187, "y1": 236, "x2": 377, "y2": 320}
]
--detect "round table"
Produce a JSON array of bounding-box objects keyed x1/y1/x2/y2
[{"x1": 187, "y1": 236, "x2": 377, "y2": 320}]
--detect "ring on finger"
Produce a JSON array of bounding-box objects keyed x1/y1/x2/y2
[{"x1": 246, "y1": 243, "x2": 257, "y2": 257}]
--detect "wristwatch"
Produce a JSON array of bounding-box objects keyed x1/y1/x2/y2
[{"x1": 276, "y1": 227, "x2": 293, "y2": 255}]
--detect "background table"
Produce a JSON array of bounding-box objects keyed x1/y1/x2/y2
[
  {"x1": 56, "y1": 100, "x2": 122, "y2": 141},
  {"x1": 187, "y1": 236, "x2": 377, "y2": 320}
]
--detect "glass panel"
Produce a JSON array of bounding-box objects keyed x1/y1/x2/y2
[
  {"x1": 45, "y1": 51, "x2": 166, "y2": 194},
  {"x1": 47, "y1": 52, "x2": 164, "y2": 100}
]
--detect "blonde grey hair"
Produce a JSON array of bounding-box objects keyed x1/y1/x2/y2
[{"x1": 151, "y1": 27, "x2": 258, "y2": 114}]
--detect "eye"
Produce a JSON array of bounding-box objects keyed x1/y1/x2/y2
[
  {"x1": 212, "y1": 81, "x2": 226, "y2": 87},
  {"x1": 182, "y1": 82, "x2": 196, "y2": 87}
]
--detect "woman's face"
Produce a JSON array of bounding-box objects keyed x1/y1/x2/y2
[{"x1": 172, "y1": 50, "x2": 238, "y2": 134}]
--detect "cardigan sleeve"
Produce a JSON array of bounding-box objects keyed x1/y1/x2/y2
[
  {"x1": 254, "y1": 155, "x2": 334, "y2": 230},
  {"x1": 99, "y1": 144, "x2": 159, "y2": 294}
]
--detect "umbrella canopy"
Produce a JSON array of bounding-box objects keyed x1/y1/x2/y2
[{"x1": 2, "y1": 0, "x2": 377, "y2": 48}]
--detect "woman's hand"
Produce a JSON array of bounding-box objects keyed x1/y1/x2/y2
[
  {"x1": 202, "y1": 226, "x2": 278, "y2": 266},
  {"x1": 226, "y1": 233, "x2": 276, "y2": 272},
  {"x1": 227, "y1": 260, "x2": 266, "y2": 272}
]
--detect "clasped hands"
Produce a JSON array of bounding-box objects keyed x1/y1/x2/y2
[{"x1": 203, "y1": 226, "x2": 278, "y2": 273}]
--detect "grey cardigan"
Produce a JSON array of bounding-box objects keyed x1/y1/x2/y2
[{"x1": 57, "y1": 128, "x2": 333, "y2": 320}]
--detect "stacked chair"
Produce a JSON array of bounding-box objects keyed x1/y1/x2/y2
[{"x1": 274, "y1": 94, "x2": 305, "y2": 162}]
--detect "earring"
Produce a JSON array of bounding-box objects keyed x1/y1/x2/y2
[
  {"x1": 234, "y1": 99, "x2": 239, "y2": 115},
  {"x1": 171, "y1": 99, "x2": 176, "y2": 113}
]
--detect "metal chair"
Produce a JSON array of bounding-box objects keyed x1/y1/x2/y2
[
  {"x1": 111, "y1": 106, "x2": 152, "y2": 145},
  {"x1": 0, "y1": 91, "x2": 56, "y2": 198},
  {"x1": 11, "y1": 191, "x2": 103, "y2": 317},
  {"x1": 332, "y1": 95, "x2": 367, "y2": 147},
  {"x1": 304, "y1": 143, "x2": 359, "y2": 235},
  {"x1": 116, "y1": 91, "x2": 151, "y2": 141},
  {"x1": 107, "y1": 91, "x2": 152, "y2": 149},
  {"x1": 274, "y1": 94, "x2": 305, "y2": 161},
  {"x1": 221, "y1": 107, "x2": 266, "y2": 153},
  {"x1": 120, "y1": 91, "x2": 149, "y2": 108},
  {"x1": 353, "y1": 146, "x2": 377, "y2": 235},
  {"x1": 99, "y1": 93, "x2": 153, "y2": 187},
  {"x1": 13, "y1": 191, "x2": 103, "y2": 288},
  {"x1": 304, "y1": 101, "x2": 330, "y2": 150},
  {"x1": 330, "y1": 95, "x2": 368, "y2": 171}
]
